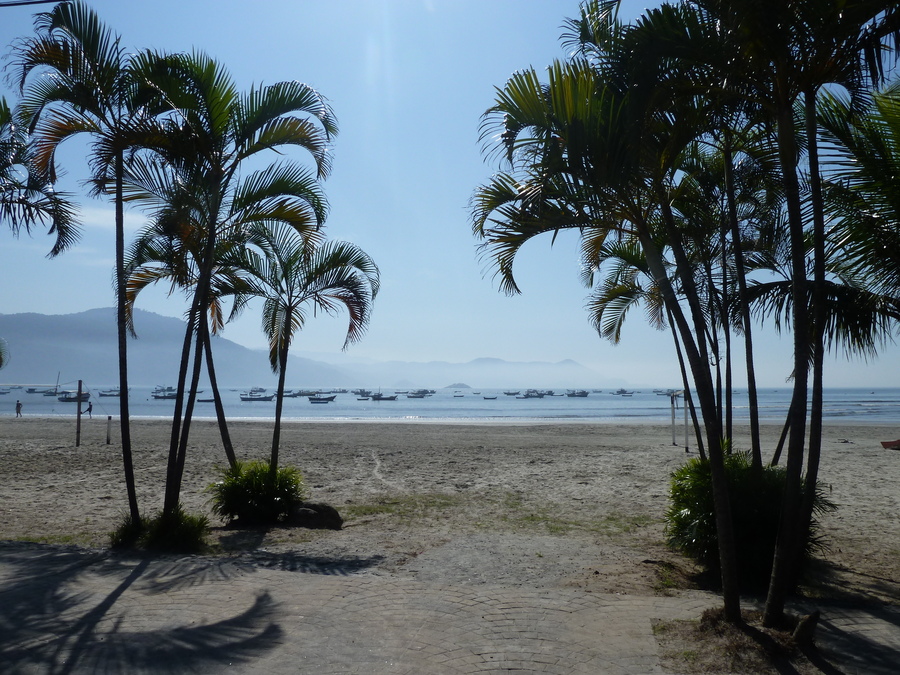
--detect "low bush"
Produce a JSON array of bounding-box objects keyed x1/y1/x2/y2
[
  {"x1": 207, "y1": 460, "x2": 308, "y2": 525},
  {"x1": 109, "y1": 505, "x2": 209, "y2": 553},
  {"x1": 665, "y1": 451, "x2": 835, "y2": 592}
]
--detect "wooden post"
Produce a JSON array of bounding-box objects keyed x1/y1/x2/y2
[
  {"x1": 670, "y1": 393, "x2": 677, "y2": 445},
  {"x1": 107, "y1": 415, "x2": 112, "y2": 444},
  {"x1": 76, "y1": 379, "x2": 83, "y2": 447}
]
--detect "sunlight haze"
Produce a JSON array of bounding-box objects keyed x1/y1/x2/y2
[{"x1": 1, "y1": 0, "x2": 894, "y2": 388}]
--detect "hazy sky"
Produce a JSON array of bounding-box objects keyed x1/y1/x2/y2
[{"x1": 0, "y1": 0, "x2": 896, "y2": 388}]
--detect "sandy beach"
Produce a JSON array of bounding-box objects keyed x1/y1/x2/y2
[{"x1": 0, "y1": 416, "x2": 897, "y2": 602}]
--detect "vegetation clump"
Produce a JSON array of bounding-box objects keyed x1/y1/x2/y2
[
  {"x1": 207, "y1": 460, "x2": 309, "y2": 526},
  {"x1": 110, "y1": 505, "x2": 209, "y2": 553},
  {"x1": 665, "y1": 452, "x2": 835, "y2": 592}
]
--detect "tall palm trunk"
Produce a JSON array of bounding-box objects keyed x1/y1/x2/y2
[
  {"x1": 799, "y1": 87, "x2": 827, "y2": 583},
  {"x1": 270, "y1": 332, "x2": 290, "y2": 477},
  {"x1": 723, "y1": 138, "x2": 762, "y2": 470},
  {"x1": 162, "y1": 298, "x2": 200, "y2": 516},
  {"x1": 115, "y1": 150, "x2": 140, "y2": 525},
  {"x1": 668, "y1": 306, "x2": 705, "y2": 458},
  {"x1": 764, "y1": 102, "x2": 810, "y2": 627},
  {"x1": 200, "y1": 316, "x2": 236, "y2": 467},
  {"x1": 639, "y1": 221, "x2": 739, "y2": 621},
  {"x1": 163, "y1": 224, "x2": 218, "y2": 516}
]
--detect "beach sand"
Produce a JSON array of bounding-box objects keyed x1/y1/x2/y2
[{"x1": 0, "y1": 416, "x2": 897, "y2": 602}]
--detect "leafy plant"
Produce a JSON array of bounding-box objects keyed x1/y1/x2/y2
[
  {"x1": 665, "y1": 451, "x2": 835, "y2": 592},
  {"x1": 207, "y1": 460, "x2": 308, "y2": 525},
  {"x1": 110, "y1": 505, "x2": 209, "y2": 553}
]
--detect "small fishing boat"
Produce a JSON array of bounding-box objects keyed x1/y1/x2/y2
[
  {"x1": 241, "y1": 391, "x2": 275, "y2": 401},
  {"x1": 98, "y1": 388, "x2": 121, "y2": 397},
  {"x1": 566, "y1": 390, "x2": 589, "y2": 397},
  {"x1": 309, "y1": 395, "x2": 336, "y2": 403},
  {"x1": 57, "y1": 390, "x2": 90, "y2": 403},
  {"x1": 371, "y1": 392, "x2": 397, "y2": 401},
  {"x1": 483, "y1": 396, "x2": 498, "y2": 400}
]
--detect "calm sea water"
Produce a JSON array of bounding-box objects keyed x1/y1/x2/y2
[{"x1": 3, "y1": 385, "x2": 899, "y2": 424}]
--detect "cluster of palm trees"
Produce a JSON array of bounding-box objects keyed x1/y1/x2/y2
[
  {"x1": 3, "y1": 3, "x2": 378, "y2": 530},
  {"x1": 472, "y1": 0, "x2": 899, "y2": 624}
]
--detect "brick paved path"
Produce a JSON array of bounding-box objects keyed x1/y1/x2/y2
[{"x1": 0, "y1": 543, "x2": 897, "y2": 674}]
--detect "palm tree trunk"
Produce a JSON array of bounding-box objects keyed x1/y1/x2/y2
[
  {"x1": 723, "y1": 137, "x2": 762, "y2": 471},
  {"x1": 668, "y1": 306, "x2": 706, "y2": 458},
  {"x1": 639, "y1": 221, "x2": 739, "y2": 621},
  {"x1": 114, "y1": 151, "x2": 140, "y2": 525},
  {"x1": 270, "y1": 338, "x2": 289, "y2": 477},
  {"x1": 764, "y1": 103, "x2": 810, "y2": 628},
  {"x1": 799, "y1": 87, "x2": 827, "y2": 584},
  {"x1": 162, "y1": 305, "x2": 198, "y2": 516},
  {"x1": 200, "y1": 316, "x2": 236, "y2": 467},
  {"x1": 172, "y1": 318, "x2": 206, "y2": 497}
]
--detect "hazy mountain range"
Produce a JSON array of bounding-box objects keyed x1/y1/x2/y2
[{"x1": 0, "y1": 309, "x2": 611, "y2": 390}]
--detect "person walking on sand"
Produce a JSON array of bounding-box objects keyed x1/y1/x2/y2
[
  {"x1": 15, "y1": 400, "x2": 22, "y2": 417},
  {"x1": 84, "y1": 402, "x2": 92, "y2": 419}
]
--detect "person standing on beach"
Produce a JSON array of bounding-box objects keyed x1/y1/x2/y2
[{"x1": 15, "y1": 400, "x2": 22, "y2": 417}]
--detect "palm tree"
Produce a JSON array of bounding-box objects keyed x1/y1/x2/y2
[
  {"x1": 1, "y1": 94, "x2": 79, "y2": 371},
  {"x1": 0, "y1": 96, "x2": 78, "y2": 254},
  {"x1": 237, "y1": 224, "x2": 379, "y2": 475},
  {"x1": 12, "y1": 0, "x2": 156, "y2": 527},
  {"x1": 689, "y1": 0, "x2": 900, "y2": 625},
  {"x1": 472, "y1": 1, "x2": 743, "y2": 620},
  {"x1": 119, "y1": 51, "x2": 336, "y2": 518}
]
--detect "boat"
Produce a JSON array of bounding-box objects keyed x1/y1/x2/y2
[
  {"x1": 503, "y1": 390, "x2": 520, "y2": 396},
  {"x1": 483, "y1": 396, "x2": 498, "y2": 400},
  {"x1": 357, "y1": 397, "x2": 370, "y2": 401},
  {"x1": 610, "y1": 388, "x2": 634, "y2": 396},
  {"x1": 352, "y1": 389, "x2": 372, "y2": 397},
  {"x1": 516, "y1": 389, "x2": 544, "y2": 399},
  {"x1": 57, "y1": 390, "x2": 90, "y2": 403},
  {"x1": 406, "y1": 393, "x2": 427, "y2": 398},
  {"x1": 371, "y1": 393, "x2": 397, "y2": 401},
  {"x1": 152, "y1": 385, "x2": 178, "y2": 400},
  {"x1": 309, "y1": 395, "x2": 336, "y2": 403},
  {"x1": 566, "y1": 390, "x2": 589, "y2": 397},
  {"x1": 98, "y1": 388, "x2": 121, "y2": 397},
  {"x1": 197, "y1": 398, "x2": 216, "y2": 403},
  {"x1": 241, "y1": 390, "x2": 275, "y2": 401}
]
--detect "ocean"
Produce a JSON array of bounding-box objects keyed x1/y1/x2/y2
[{"x1": 4, "y1": 386, "x2": 900, "y2": 425}]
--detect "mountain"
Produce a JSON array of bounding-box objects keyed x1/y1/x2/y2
[
  {"x1": 0, "y1": 309, "x2": 606, "y2": 389},
  {"x1": 0, "y1": 309, "x2": 342, "y2": 388}
]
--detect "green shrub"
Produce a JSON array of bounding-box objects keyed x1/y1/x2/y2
[
  {"x1": 109, "y1": 506, "x2": 209, "y2": 553},
  {"x1": 207, "y1": 460, "x2": 308, "y2": 525},
  {"x1": 665, "y1": 451, "x2": 835, "y2": 592},
  {"x1": 140, "y1": 505, "x2": 210, "y2": 553},
  {"x1": 109, "y1": 511, "x2": 144, "y2": 549}
]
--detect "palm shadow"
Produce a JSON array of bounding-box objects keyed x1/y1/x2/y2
[{"x1": 0, "y1": 542, "x2": 282, "y2": 673}]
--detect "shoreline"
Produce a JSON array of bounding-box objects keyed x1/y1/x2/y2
[{"x1": 3, "y1": 412, "x2": 899, "y2": 427}]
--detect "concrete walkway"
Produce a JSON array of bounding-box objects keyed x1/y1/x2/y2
[{"x1": 0, "y1": 542, "x2": 897, "y2": 674}]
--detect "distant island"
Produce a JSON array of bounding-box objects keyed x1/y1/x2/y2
[{"x1": 446, "y1": 383, "x2": 471, "y2": 389}]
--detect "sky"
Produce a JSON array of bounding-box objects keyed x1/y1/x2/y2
[{"x1": 0, "y1": 0, "x2": 896, "y2": 389}]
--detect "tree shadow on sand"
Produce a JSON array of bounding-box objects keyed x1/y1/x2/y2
[{"x1": 0, "y1": 541, "x2": 380, "y2": 673}]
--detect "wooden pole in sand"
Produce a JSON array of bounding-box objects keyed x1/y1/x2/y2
[
  {"x1": 671, "y1": 393, "x2": 677, "y2": 445},
  {"x1": 76, "y1": 379, "x2": 83, "y2": 447},
  {"x1": 107, "y1": 416, "x2": 112, "y2": 444}
]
